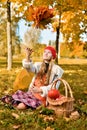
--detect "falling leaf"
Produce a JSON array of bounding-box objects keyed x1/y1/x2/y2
[{"x1": 25, "y1": 5, "x2": 54, "y2": 28}]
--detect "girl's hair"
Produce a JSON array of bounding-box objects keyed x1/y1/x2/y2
[{"x1": 36, "y1": 61, "x2": 53, "y2": 85}]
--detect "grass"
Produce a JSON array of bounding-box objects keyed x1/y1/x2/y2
[{"x1": 0, "y1": 57, "x2": 87, "y2": 130}]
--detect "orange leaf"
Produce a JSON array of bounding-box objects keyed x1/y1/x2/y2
[
  {"x1": 25, "y1": 5, "x2": 54, "y2": 28},
  {"x1": 25, "y1": 5, "x2": 34, "y2": 21}
]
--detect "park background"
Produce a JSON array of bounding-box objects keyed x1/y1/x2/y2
[
  {"x1": 0, "y1": 0, "x2": 87, "y2": 130},
  {"x1": 0, "y1": 0, "x2": 87, "y2": 66}
]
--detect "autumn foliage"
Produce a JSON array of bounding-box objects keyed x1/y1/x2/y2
[
  {"x1": 1, "y1": 0, "x2": 31, "y2": 2},
  {"x1": 25, "y1": 5, "x2": 54, "y2": 28}
]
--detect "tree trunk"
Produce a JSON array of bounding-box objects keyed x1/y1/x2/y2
[
  {"x1": 55, "y1": 13, "x2": 61, "y2": 64},
  {"x1": 7, "y1": 0, "x2": 12, "y2": 70}
]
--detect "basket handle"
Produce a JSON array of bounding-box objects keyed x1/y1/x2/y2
[{"x1": 51, "y1": 78, "x2": 73, "y2": 98}]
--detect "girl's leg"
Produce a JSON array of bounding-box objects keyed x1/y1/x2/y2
[{"x1": 16, "y1": 103, "x2": 27, "y2": 110}]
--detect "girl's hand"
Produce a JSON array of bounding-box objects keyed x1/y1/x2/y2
[
  {"x1": 30, "y1": 86, "x2": 42, "y2": 93},
  {"x1": 25, "y1": 47, "x2": 33, "y2": 61}
]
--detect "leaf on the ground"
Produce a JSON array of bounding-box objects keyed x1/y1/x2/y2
[
  {"x1": 0, "y1": 110, "x2": 4, "y2": 113},
  {"x1": 4, "y1": 88, "x2": 12, "y2": 94},
  {"x1": 78, "y1": 99, "x2": 84, "y2": 105},
  {"x1": 13, "y1": 125, "x2": 21, "y2": 129},
  {"x1": 70, "y1": 111, "x2": 80, "y2": 120},
  {"x1": 12, "y1": 112, "x2": 19, "y2": 119},
  {"x1": 45, "y1": 126, "x2": 54, "y2": 130},
  {"x1": 64, "y1": 117, "x2": 70, "y2": 122},
  {"x1": 83, "y1": 90, "x2": 87, "y2": 94},
  {"x1": 44, "y1": 116, "x2": 54, "y2": 121}
]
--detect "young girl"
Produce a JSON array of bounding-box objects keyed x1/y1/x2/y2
[{"x1": 1, "y1": 46, "x2": 64, "y2": 109}]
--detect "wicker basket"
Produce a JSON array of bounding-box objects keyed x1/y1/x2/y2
[{"x1": 47, "y1": 78, "x2": 75, "y2": 117}]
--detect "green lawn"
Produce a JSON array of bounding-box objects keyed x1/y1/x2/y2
[{"x1": 0, "y1": 58, "x2": 87, "y2": 130}]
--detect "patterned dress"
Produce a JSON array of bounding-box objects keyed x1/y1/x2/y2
[
  {"x1": 12, "y1": 74, "x2": 48, "y2": 108},
  {"x1": 33, "y1": 74, "x2": 47, "y2": 106}
]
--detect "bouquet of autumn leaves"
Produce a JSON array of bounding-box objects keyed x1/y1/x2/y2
[{"x1": 25, "y1": 5, "x2": 55, "y2": 29}]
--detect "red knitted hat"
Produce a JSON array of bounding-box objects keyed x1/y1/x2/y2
[{"x1": 45, "y1": 46, "x2": 56, "y2": 59}]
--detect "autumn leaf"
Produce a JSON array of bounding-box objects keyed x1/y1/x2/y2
[
  {"x1": 25, "y1": 5, "x2": 34, "y2": 21},
  {"x1": 25, "y1": 5, "x2": 54, "y2": 28},
  {"x1": 44, "y1": 115, "x2": 54, "y2": 122},
  {"x1": 45, "y1": 126, "x2": 54, "y2": 130},
  {"x1": 12, "y1": 112, "x2": 19, "y2": 119},
  {"x1": 1, "y1": 0, "x2": 30, "y2": 3},
  {"x1": 13, "y1": 125, "x2": 21, "y2": 129}
]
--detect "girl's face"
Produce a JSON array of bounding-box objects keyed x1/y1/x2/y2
[{"x1": 43, "y1": 49, "x2": 53, "y2": 61}]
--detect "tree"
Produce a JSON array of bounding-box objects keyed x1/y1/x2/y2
[
  {"x1": 1, "y1": 0, "x2": 32, "y2": 70},
  {"x1": 6, "y1": 0, "x2": 12, "y2": 70},
  {"x1": 68, "y1": 41, "x2": 84, "y2": 58},
  {"x1": 22, "y1": 0, "x2": 87, "y2": 62},
  {"x1": 0, "y1": 2, "x2": 21, "y2": 56},
  {"x1": 49, "y1": 0, "x2": 87, "y2": 62},
  {"x1": 0, "y1": 6, "x2": 7, "y2": 56},
  {"x1": 1, "y1": 0, "x2": 87, "y2": 68}
]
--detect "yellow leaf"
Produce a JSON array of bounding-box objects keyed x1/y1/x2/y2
[
  {"x1": 13, "y1": 125, "x2": 21, "y2": 129},
  {"x1": 12, "y1": 113, "x2": 19, "y2": 119},
  {"x1": 45, "y1": 126, "x2": 54, "y2": 130}
]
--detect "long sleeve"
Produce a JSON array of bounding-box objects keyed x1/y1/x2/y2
[
  {"x1": 22, "y1": 59, "x2": 36, "y2": 73},
  {"x1": 22, "y1": 59, "x2": 42, "y2": 73}
]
